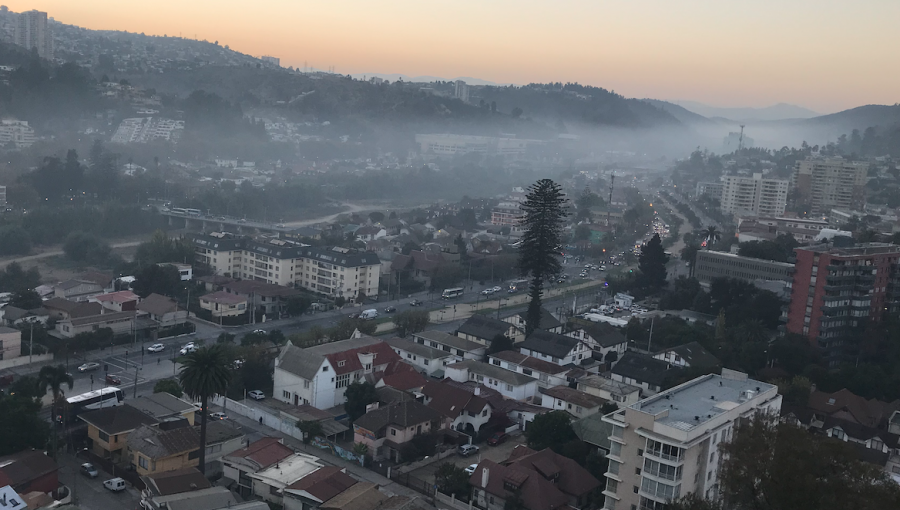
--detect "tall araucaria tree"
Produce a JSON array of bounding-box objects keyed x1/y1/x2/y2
[{"x1": 518, "y1": 179, "x2": 568, "y2": 336}]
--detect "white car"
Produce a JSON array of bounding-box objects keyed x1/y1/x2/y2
[
  {"x1": 180, "y1": 343, "x2": 198, "y2": 355},
  {"x1": 147, "y1": 343, "x2": 165, "y2": 353},
  {"x1": 491, "y1": 286, "x2": 502, "y2": 293},
  {"x1": 465, "y1": 463, "x2": 478, "y2": 475},
  {"x1": 78, "y1": 362, "x2": 101, "y2": 372},
  {"x1": 248, "y1": 390, "x2": 265, "y2": 400},
  {"x1": 209, "y1": 412, "x2": 227, "y2": 420},
  {"x1": 481, "y1": 289, "x2": 493, "y2": 295}
]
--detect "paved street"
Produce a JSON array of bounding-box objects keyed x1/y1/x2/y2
[
  {"x1": 58, "y1": 453, "x2": 142, "y2": 510},
  {"x1": 407, "y1": 433, "x2": 526, "y2": 482}
]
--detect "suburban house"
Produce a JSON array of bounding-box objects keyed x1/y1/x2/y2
[
  {"x1": 127, "y1": 423, "x2": 201, "y2": 476},
  {"x1": 79, "y1": 405, "x2": 159, "y2": 461},
  {"x1": 390, "y1": 250, "x2": 447, "y2": 286},
  {"x1": 411, "y1": 330, "x2": 485, "y2": 360},
  {"x1": 125, "y1": 392, "x2": 198, "y2": 425},
  {"x1": 140, "y1": 467, "x2": 210, "y2": 500},
  {"x1": 282, "y1": 467, "x2": 357, "y2": 510},
  {"x1": 55, "y1": 311, "x2": 135, "y2": 338},
  {"x1": 92, "y1": 291, "x2": 140, "y2": 313},
  {"x1": 319, "y1": 483, "x2": 388, "y2": 510},
  {"x1": 805, "y1": 388, "x2": 900, "y2": 432},
  {"x1": 138, "y1": 293, "x2": 188, "y2": 327},
  {"x1": 0, "y1": 449, "x2": 59, "y2": 496},
  {"x1": 577, "y1": 374, "x2": 641, "y2": 406},
  {"x1": 652, "y1": 341, "x2": 720, "y2": 369},
  {"x1": 53, "y1": 279, "x2": 105, "y2": 302},
  {"x1": 487, "y1": 350, "x2": 571, "y2": 389},
  {"x1": 373, "y1": 360, "x2": 428, "y2": 392},
  {"x1": 2, "y1": 306, "x2": 49, "y2": 327},
  {"x1": 274, "y1": 335, "x2": 401, "y2": 410},
  {"x1": 141, "y1": 486, "x2": 267, "y2": 510},
  {"x1": 222, "y1": 438, "x2": 295, "y2": 498},
  {"x1": 457, "y1": 315, "x2": 519, "y2": 346},
  {"x1": 501, "y1": 309, "x2": 563, "y2": 341},
  {"x1": 247, "y1": 452, "x2": 324, "y2": 504},
  {"x1": 42, "y1": 297, "x2": 102, "y2": 321},
  {"x1": 352, "y1": 401, "x2": 443, "y2": 462},
  {"x1": 609, "y1": 352, "x2": 682, "y2": 397},
  {"x1": 469, "y1": 446, "x2": 601, "y2": 510},
  {"x1": 565, "y1": 319, "x2": 628, "y2": 362},
  {"x1": 355, "y1": 225, "x2": 386, "y2": 242},
  {"x1": 385, "y1": 337, "x2": 456, "y2": 377},
  {"x1": 0, "y1": 326, "x2": 21, "y2": 361},
  {"x1": 445, "y1": 359, "x2": 539, "y2": 400},
  {"x1": 199, "y1": 291, "x2": 248, "y2": 318},
  {"x1": 204, "y1": 420, "x2": 246, "y2": 470},
  {"x1": 421, "y1": 380, "x2": 492, "y2": 435},
  {"x1": 538, "y1": 386, "x2": 608, "y2": 419},
  {"x1": 518, "y1": 329, "x2": 596, "y2": 366},
  {"x1": 219, "y1": 279, "x2": 302, "y2": 318}
]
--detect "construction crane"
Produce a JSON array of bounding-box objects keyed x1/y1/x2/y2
[
  {"x1": 738, "y1": 125, "x2": 746, "y2": 152},
  {"x1": 606, "y1": 173, "x2": 615, "y2": 227}
]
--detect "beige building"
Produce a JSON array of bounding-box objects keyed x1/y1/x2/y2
[
  {"x1": 720, "y1": 173, "x2": 789, "y2": 217},
  {"x1": 0, "y1": 326, "x2": 22, "y2": 361},
  {"x1": 15, "y1": 10, "x2": 53, "y2": 60},
  {"x1": 601, "y1": 369, "x2": 781, "y2": 510},
  {"x1": 128, "y1": 425, "x2": 201, "y2": 476},
  {"x1": 199, "y1": 291, "x2": 248, "y2": 317},
  {"x1": 794, "y1": 158, "x2": 869, "y2": 215}
]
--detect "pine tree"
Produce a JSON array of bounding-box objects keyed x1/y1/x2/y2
[
  {"x1": 518, "y1": 179, "x2": 568, "y2": 335},
  {"x1": 638, "y1": 233, "x2": 668, "y2": 290}
]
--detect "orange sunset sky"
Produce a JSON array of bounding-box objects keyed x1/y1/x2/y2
[{"x1": 6, "y1": 0, "x2": 899, "y2": 113}]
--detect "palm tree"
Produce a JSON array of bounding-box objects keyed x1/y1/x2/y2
[
  {"x1": 178, "y1": 345, "x2": 232, "y2": 474},
  {"x1": 38, "y1": 365, "x2": 73, "y2": 457},
  {"x1": 704, "y1": 225, "x2": 720, "y2": 250}
]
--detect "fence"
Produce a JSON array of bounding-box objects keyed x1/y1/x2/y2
[
  {"x1": 394, "y1": 447, "x2": 455, "y2": 475},
  {"x1": 436, "y1": 492, "x2": 473, "y2": 510},
  {"x1": 390, "y1": 470, "x2": 434, "y2": 498},
  {"x1": 0, "y1": 353, "x2": 54, "y2": 371},
  {"x1": 310, "y1": 436, "x2": 364, "y2": 466}
]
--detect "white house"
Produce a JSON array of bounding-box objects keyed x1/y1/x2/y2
[
  {"x1": 538, "y1": 386, "x2": 608, "y2": 419},
  {"x1": 501, "y1": 308, "x2": 563, "y2": 341},
  {"x1": 421, "y1": 380, "x2": 492, "y2": 435},
  {"x1": 444, "y1": 359, "x2": 539, "y2": 401},
  {"x1": 384, "y1": 336, "x2": 457, "y2": 377},
  {"x1": 651, "y1": 341, "x2": 720, "y2": 369},
  {"x1": 274, "y1": 334, "x2": 402, "y2": 409},
  {"x1": 518, "y1": 329, "x2": 597, "y2": 366},
  {"x1": 487, "y1": 350, "x2": 570, "y2": 388},
  {"x1": 564, "y1": 320, "x2": 628, "y2": 362},
  {"x1": 247, "y1": 453, "x2": 324, "y2": 504},
  {"x1": 411, "y1": 330, "x2": 486, "y2": 360},
  {"x1": 577, "y1": 374, "x2": 641, "y2": 406}
]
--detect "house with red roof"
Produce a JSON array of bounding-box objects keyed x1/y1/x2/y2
[
  {"x1": 283, "y1": 466, "x2": 358, "y2": 510},
  {"x1": 421, "y1": 380, "x2": 492, "y2": 435},
  {"x1": 222, "y1": 437, "x2": 295, "y2": 498},
  {"x1": 274, "y1": 332, "x2": 402, "y2": 410},
  {"x1": 373, "y1": 360, "x2": 428, "y2": 392}
]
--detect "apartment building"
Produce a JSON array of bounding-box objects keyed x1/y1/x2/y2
[
  {"x1": 694, "y1": 182, "x2": 723, "y2": 200},
  {"x1": 694, "y1": 251, "x2": 794, "y2": 285},
  {"x1": 491, "y1": 201, "x2": 524, "y2": 229},
  {"x1": 601, "y1": 369, "x2": 781, "y2": 510},
  {"x1": 793, "y1": 158, "x2": 869, "y2": 215},
  {"x1": 111, "y1": 117, "x2": 184, "y2": 144},
  {"x1": 720, "y1": 173, "x2": 789, "y2": 217},
  {"x1": 15, "y1": 10, "x2": 52, "y2": 59},
  {"x1": 415, "y1": 134, "x2": 536, "y2": 157},
  {"x1": 0, "y1": 184, "x2": 6, "y2": 207},
  {"x1": 189, "y1": 233, "x2": 380, "y2": 301},
  {"x1": 0, "y1": 120, "x2": 36, "y2": 148},
  {"x1": 785, "y1": 243, "x2": 900, "y2": 365}
]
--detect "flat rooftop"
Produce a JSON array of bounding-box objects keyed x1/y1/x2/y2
[{"x1": 632, "y1": 373, "x2": 775, "y2": 431}]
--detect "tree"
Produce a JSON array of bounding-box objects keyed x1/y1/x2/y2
[
  {"x1": 510, "y1": 107, "x2": 523, "y2": 118},
  {"x1": 0, "y1": 263, "x2": 41, "y2": 293},
  {"x1": 286, "y1": 296, "x2": 310, "y2": 316},
  {"x1": 525, "y1": 410, "x2": 576, "y2": 452},
  {"x1": 486, "y1": 334, "x2": 514, "y2": 355},
  {"x1": 297, "y1": 420, "x2": 323, "y2": 444},
  {"x1": 504, "y1": 488, "x2": 526, "y2": 510},
  {"x1": 9, "y1": 289, "x2": 42, "y2": 310},
  {"x1": 573, "y1": 224, "x2": 591, "y2": 241},
  {"x1": 344, "y1": 381, "x2": 378, "y2": 423},
  {"x1": 518, "y1": 179, "x2": 568, "y2": 335},
  {"x1": 435, "y1": 462, "x2": 471, "y2": 499},
  {"x1": 179, "y1": 345, "x2": 233, "y2": 474},
  {"x1": 368, "y1": 211, "x2": 385, "y2": 223},
  {"x1": 0, "y1": 392, "x2": 50, "y2": 456},
  {"x1": 63, "y1": 231, "x2": 112, "y2": 264},
  {"x1": 133, "y1": 264, "x2": 182, "y2": 298},
  {"x1": 393, "y1": 310, "x2": 430, "y2": 337},
  {"x1": 638, "y1": 233, "x2": 668, "y2": 290},
  {"x1": 153, "y1": 379, "x2": 184, "y2": 398},
  {"x1": 38, "y1": 365, "x2": 73, "y2": 457},
  {"x1": 703, "y1": 225, "x2": 720, "y2": 249},
  {"x1": 0, "y1": 226, "x2": 31, "y2": 256}
]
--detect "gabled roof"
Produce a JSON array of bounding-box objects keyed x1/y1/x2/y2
[
  {"x1": 43, "y1": 297, "x2": 102, "y2": 318},
  {"x1": 320, "y1": 482, "x2": 387, "y2": 510},
  {"x1": 611, "y1": 352, "x2": 682, "y2": 387},
  {"x1": 223, "y1": 437, "x2": 294, "y2": 471},
  {"x1": 807, "y1": 388, "x2": 900, "y2": 429},
  {"x1": 142, "y1": 467, "x2": 211, "y2": 496},
  {"x1": 578, "y1": 374, "x2": 640, "y2": 398},
  {"x1": 421, "y1": 380, "x2": 490, "y2": 418},
  {"x1": 457, "y1": 314, "x2": 514, "y2": 341},
  {"x1": 127, "y1": 425, "x2": 200, "y2": 460},
  {"x1": 77, "y1": 271, "x2": 114, "y2": 288},
  {"x1": 79, "y1": 404, "x2": 159, "y2": 435},
  {"x1": 412, "y1": 330, "x2": 483, "y2": 352},
  {"x1": 539, "y1": 386, "x2": 607, "y2": 409},
  {"x1": 489, "y1": 350, "x2": 569, "y2": 375},
  {"x1": 199, "y1": 290, "x2": 247, "y2": 305},
  {"x1": 571, "y1": 413, "x2": 614, "y2": 450},
  {"x1": 93, "y1": 290, "x2": 140, "y2": 304},
  {"x1": 126, "y1": 392, "x2": 197, "y2": 420},
  {"x1": 385, "y1": 336, "x2": 450, "y2": 360},
  {"x1": 65, "y1": 310, "x2": 134, "y2": 327},
  {"x1": 354, "y1": 401, "x2": 442, "y2": 433},
  {"x1": 0, "y1": 450, "x2": 58, "y2": 490},
  {"x1": 504, "y1": 308, "x2": 562, "y2": 331},
  {"x1": 567, "y1": 318, "x2": 628, "y2": 348},
  {"x1": 519, "y1": 329, "x2": 581, "y2": 359},
  {"x1": 284, "y1": 466, "x2": 356, "y2": 503},
  {"x1": 503, "y1": 446, "x2": 601, "y2": 499},
  {"x1": 138, "y1": 293, "x2": 179, "y2": 316},
  {"x1": 377, "y1": 361, "x2": 428, "y2": 391},
  {"x1": 447, "y1": 359, "x2": 537, "y2": 387},
  {"x1": 469, "y1": 459, "x2": 570, "y2": 510},
  {"x1": 659, "y1": 341, "x2": 720, "y2": 368},
  {"x1": 277, "y1": 337, "x2": 400, "y2": 380}
]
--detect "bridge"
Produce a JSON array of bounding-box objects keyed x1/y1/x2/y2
[{"x1": 158, "y1": 210, "x2": 296, "y2": 235}]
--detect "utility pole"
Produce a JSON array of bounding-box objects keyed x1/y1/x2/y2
[
  {"x1": 606, "y1": 174, "x2": 615, "y2": 227},
  {"x1": 29, "y1": 321, "x2": 33, "y2": 363},
  {"x1": 133, "y1": 365, "x2": 139, "y2": 398},
  {"x1": 646, "y1": 317, "x2": 655, "y2": 353}
]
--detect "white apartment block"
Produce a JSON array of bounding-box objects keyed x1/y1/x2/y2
[
  {"x1": 0, "y1": 120, "x2": 37, "y2": 148},
  {"x1": 190, "y1": 233, "x2": 380, "y2": 301},
  {"x1": 720, "y1": 173, "x2": 789, "y2": 217},
  {"x1": 601, "y1": 369, "x2": 781, "y2": 510},
  {"x1": 15, "y1": 10, "x2": 53, "y2": 60},
  {"x1": 111, "y1": 117, "x2": 184, "y2": 144},
  {"x1": 794, "y1": 158, "x2": 869, "y2": 215},
  {"x1": 415, "y1": 133, "x2": 537, "y2": 157}
]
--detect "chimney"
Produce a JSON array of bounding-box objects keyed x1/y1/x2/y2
[
  {"x1": 481, "y1": 467, "x2": 490, "y2": 488},
  {"x1": 474, "y1": 386, "x2": 481, "y2": 396}
]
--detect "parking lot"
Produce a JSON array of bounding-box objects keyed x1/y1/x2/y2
[{"x1": 408, "y1": 431, "x2": 526, "y2": 481}]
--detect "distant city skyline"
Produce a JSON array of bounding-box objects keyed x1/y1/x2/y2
[{"x1": 7, "y1": 0, "x2": 900, "y2": 113}]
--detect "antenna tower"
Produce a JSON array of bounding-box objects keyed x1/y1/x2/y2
[
  {"x1": 606, "y1": 173, "x2": 615, "y2": 227},
  {"x1": 738, "y1": 125, "x2": 745, "y2": 152}
]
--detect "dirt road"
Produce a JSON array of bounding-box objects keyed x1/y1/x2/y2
[
  {"x1": 0, "y1": 240, "x2": 143, "y2": 270},
  {"x1": 282, "y1": 202, "x2": 368, "y2": 228}
]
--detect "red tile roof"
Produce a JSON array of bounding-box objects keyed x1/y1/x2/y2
[
  {"x1": 326, "y1": 342, "x2": 401, "y2": 377},
  {"x1": 422, "y1": 380, "x2": 490, "y2": 419},
  {"x1": 379, "y1": 363, "x2": 428, "y2": 391},
  {"x1": 285, "y1": 466, "x2": 357, "y2": 503},
  {"x1": 224, "y1": 437, "x2": 294, "y2": 470},
  {"x1": 504, "y1": 446, "x2": 601, "y2": 499},
  {"x1": 469, "y1": 459, "x2": 570, "y2": 510}
]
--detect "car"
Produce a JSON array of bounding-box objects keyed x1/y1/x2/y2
[
  {"x1": 233, "y1": 359, "x2": 245, "y2": 369},
  {"x1": 409, "y1": 299, "x2": 422, "y2": 306},
  {"x1": 464, "y1": 464, "x2": 478, "y2": 475},
  {"x1": 557, "y1": 279, "x2": 565, "y2": 283},
  {"x1": 147, "y1": 343, "x2": 165, "y2": 353},
  {"x1": 103, "y1": 477, "x2": 126, "y2": 492},
  {"x1": 81, "y1": 463, "x2": 98, "y2": 478},
  {"x1": 600, "y1": 265, "x2": 607, "y2": 270},
  {"x1": 253, "y1": 329, "x2": 266, "y2": 334},
  {"x1": 179, "y1": 343, "x2": 198, "y2": 355},
  {"x1": 105, "y1": 374, "x2": 121, "y2": 385},
  {"x1": 487, "y1": 432, "x2": 509, "y2": 446},
  {"x1": 209, "y1": 412, "x2": 227, "y2": 420},
  {"x1": 481, "y1": 289, "x2": 492, "y2": 295},
  {"x1": 248, "y1": 390, "x2": 265, "y2": 400},
  {"x1": 78, "y1": 362, "x2": 100, "y2": 372},
  {"x1": 491, "y1": 286, "x2": 502, "y2": 292},
  {"x1": 348, "y1": 313, "x2": 359, "y2": 319},
  {"x1": 457, "y1": 444, "x2": 479, "y2": 457},
  {"x1": 384, "y1": 306, "x2": 397, "y2": 313}
]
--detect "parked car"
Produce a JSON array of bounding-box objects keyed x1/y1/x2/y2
[
  {"x1": 465, "y1": 463, "x2": 478, "y2": 475},
  {"x1": 248, "y1": 390, "x2": 265, "y2": 400},
  {"x1": 458, "y1": 444, "x2": 479, "y2": 457},
  {"x1": 78, "y1": 362, "x2": 100, "y2": 373},
  {"x1": 105, "y1": 374, "x2": 121, "y2": 385},
  {"x1": 481, "y1": 288, "x2": 493, "y2": 296},
  {"x1": 487, "y1": 432, "x2": 509, "y2": 446},
  {"x1": 253, "y1": 329, "x2": 266, "y2": 334},
  {"x1": 209, "y1": 412, "x2": 227, "y2": 420},
  {"x1": 80, "y1": 463, "x2": 98, "y2": 478},
  {"x1": 147, "y1": 343, "x2": 165, "y2": 353},
  {"x1": 409, "y1": 299, "x2": 422, "y2": 306},
  {"x1": 384, "y1": 306, "x2": 397, "y2": 313},
  {"x1": 491, "y1": 286, "x2": 502, "y2": 293},
  {"x1": 103, "y1": 478, "x2": 126, "y2": 492},
  {"x1": 179, "y1": 343, "x2": 198, "y2": 355},
  {"x1": 232, "y1": 359, "x2": 244, "y2": 369}
]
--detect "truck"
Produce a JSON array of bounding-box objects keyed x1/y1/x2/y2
[
  {"x1": 359, "y1": 309, "x2": 379, "y2": 320},
  {"x1": 583, "y1": 313, "x2": 629, "y2": 328}
]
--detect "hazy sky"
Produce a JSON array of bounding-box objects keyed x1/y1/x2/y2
[{"x1": 9, "y1": 0, "x2": 900, "y2": 113}]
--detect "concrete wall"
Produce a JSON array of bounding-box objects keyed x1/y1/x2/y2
[{"x1": 0, "y1": 352, "x2": 53, "y2": 370}]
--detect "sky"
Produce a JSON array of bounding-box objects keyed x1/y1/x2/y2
[{"x1": 7, "y1": 0, "x2": 900, "y2": 113}]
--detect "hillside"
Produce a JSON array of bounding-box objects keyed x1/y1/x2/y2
[{"x1": 672, "y1": 100, "x2": 820, "y2": 121}]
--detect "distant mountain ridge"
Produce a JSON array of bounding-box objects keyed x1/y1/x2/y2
[
  {"x1": 672, "y1": 100, "x2": 820, "y2": 121},
  {"x1": 349, "y1": 73, "x2": 511, "y2": 86}
]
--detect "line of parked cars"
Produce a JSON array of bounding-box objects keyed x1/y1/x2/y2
[{"x1": 480, "y1": 286, "x2": 503, "y2": 296}]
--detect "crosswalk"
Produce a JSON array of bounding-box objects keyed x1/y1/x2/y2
[{"x1": 96, "y1": 355, "x2": 147, "y2": 386}]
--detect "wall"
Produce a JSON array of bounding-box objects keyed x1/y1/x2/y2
[
  {"x1": 88, "y1": 425, "x2": 129, "y2": 458},
  {"x1": 0, "y1": 352, "x2": 53, "y2": 370}
]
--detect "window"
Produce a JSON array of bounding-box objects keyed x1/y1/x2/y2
[
  {"x1": 707, "y1": 471, "x2": 712, "y2": 480},
  {"x1": 606, "y1": 479, "x2": 618, "y2": 494},
  {"x1": 391, "y1": 429, "x2": 397, "y2": 436},
  {"x1": 709, "y1": 452, "x2": 715, "y2": 462},
  {"x1": 304, "y1": 380, "x2": 310, "y2": 389},
  {"x1": 424, "y1": 359, "x2": 430, "y2": 365},
  {"x1": 635, "y1": 467, "x2": 641, "y2": 475},
  {"x1": 506, "y1": 384, "x2": 513, "y2": 391},
  {"x1": 576, "y1": 406, "x2": 583, "y2": 413},
  {"x1": 492, "y1": 359, "x2": 501, "y2": 366},
  {"x1": 633, "y1": 486, "x2": 639, "y2": 494},
  {"x1": 189, "y1": 450, "x2": 200, "y2": 460},
  {"x1": 139, "y1": 456, "x2": 148, "y2": 469},
  {"x1": 283, "y1": 390, "x2": 291, "y2": 399},
  {"x1": 338, "y1": 360, "x2": 345, "y2": 367},
  {"x1": 336, "y1": 373, "x2": 351, "y2": 388},
  {"x1": 322, "y1": 366, "x2": 329, "y2": 372},
  {"x1": 98, "y1": 431, "x2": 109, "y2": 442},
  {"x1": 482, "y1": 409, "x2": 488, "y2": 417}
]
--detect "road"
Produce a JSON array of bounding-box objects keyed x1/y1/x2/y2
[
  {"x1": 0, "y1": 241, "x2": 143, "y2": 270},
  {"x1": 282, "y1": 202, "x2": 368, "y2": 227}
]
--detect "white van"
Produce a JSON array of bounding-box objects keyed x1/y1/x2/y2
[
  {"x1": 359, "y1": 309, "x2": 379, "y2": 320},
  {"x1": 103, "y1": 477, "x2": 127, "y2": 492}
]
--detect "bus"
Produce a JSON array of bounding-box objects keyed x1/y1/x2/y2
[
  {"x1": 185, "y1": 208, "x2": 202, "y2": 217},
  {"x1": 170, "y1": 207, "x2": 187, "y2": 215},
  {"x1": 65, "y1": 387, "x2": 124, "y2": 420},
  {"x1": 441, "y1": 287, "x2": 464, "y2": 299}
]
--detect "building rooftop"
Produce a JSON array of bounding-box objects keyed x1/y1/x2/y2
[
  {"x1": 539, "y1": 386, "x2": 607, "y2": 409},
  {"x1": 223, "y1": 437, "x2": 295, "y2": 471},
  {"x1": 412, "y1": 330, "x2": 483, "y2": 352},
  {"x1": 385, "y1": 336, "x2": 450, "y2": 360},
  {"x1": 248, "y1": 452, "x2": 323, "y2": 487},
  {"x1": 447, "y1": 359, "x2": 537, "y2": 387},
  {"x1": 79, "y1": 404, "x2": 159, "y2": 434},
  {"x1": 631, "y1": 372, "x2": 777, "y2": 432},
  {"x1": 457, "y1": 314, "x2": 513, "y2": 341},
  {"x1": 798, "y1": 242, "x2": 900, "y2": 257},
  {"x1": 519, "y1": 329, "x2": 580, "y2": 359},
  {"x1": 126, "y1": 392, "x2": 197, "y2": 420}
]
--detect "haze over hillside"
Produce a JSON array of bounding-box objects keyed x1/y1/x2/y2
[{"x1": 672, "y1": 100, "x2": 821, "y2": 121}]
